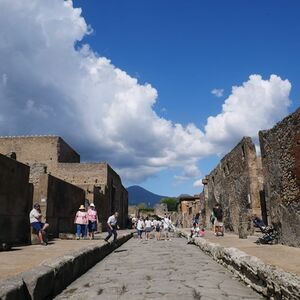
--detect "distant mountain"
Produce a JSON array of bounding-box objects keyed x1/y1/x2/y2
[{"x1": 127, "y1": 185, "x2": 167, "y2": 207}]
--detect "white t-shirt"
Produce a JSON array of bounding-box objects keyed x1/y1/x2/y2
[
  {"x1": 145, "y1": 220, "x2": 152, "y2": 228},
  {"x1": 163, "y1": 217, "x2": 171, "y2": 229},
  {"x1": 107, "y1": 215, "x2": 117, "y2": 226},
  {"x1": 29, "y1": 208, "x2": 41, "y2": 223},
  {"x1": 136, "y1": 219, "x2": 144, "y2": 230}
]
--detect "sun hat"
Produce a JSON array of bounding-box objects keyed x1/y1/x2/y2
[
  {"x1": 79, "y1": 205, "x2": 85, "y2": 210},
  {"x1": 90, "y1": 203, "x2": 95, "y2": 207}
]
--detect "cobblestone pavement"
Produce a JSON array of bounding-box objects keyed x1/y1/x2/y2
[{"x1": 55, "y1": 236, "x2": 263, "y2": 300}]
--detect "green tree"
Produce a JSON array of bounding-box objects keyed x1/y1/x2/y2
[
  {"x1": 137, "y1": 202, "x2": 147, "y2": 210},
  {"x1": 160, "y1": 197, "x2": 178, "y2": 211}
]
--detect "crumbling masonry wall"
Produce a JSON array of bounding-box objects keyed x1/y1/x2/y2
[
  {"x1": 33, "y1": 174, "x2": 85, "y2": 238},
  {"x1": 259, "y1": 108, "x2": 300, "y2": 247},
  {"x1": 0, "y1": 154, "x2": 33, "y2": 245},
  {"x1": 0, "y1": 136, "x2": 128, "y2": 231},
  {"x1": 0, "y1": 136, "x2": 80, "y2": 166},
  {"x1": 205, "y1": 137, "x2": 262, "y2": 234},
  {"x1": 48, "y1": 163, "x2": 128, "y2": 230}
]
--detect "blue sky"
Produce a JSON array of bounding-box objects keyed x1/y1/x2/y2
[
  {"x1": 0, "y1": 1, "x2": 299, "y2": 197},
  {"x1": 72, "y1": 0, "x2": 299, "y2": 195}
]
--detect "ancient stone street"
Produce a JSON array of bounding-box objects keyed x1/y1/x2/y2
[{"x1": 55, "y1": 236, "x2": 263, "y2": 300}]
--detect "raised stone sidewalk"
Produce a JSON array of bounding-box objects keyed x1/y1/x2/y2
[
  {"x1": 177, "y1": 228, "x2": 300, "y2": 300},
  {"x1": 0, "y1": 230, "x2": 133, "y2": 300}
]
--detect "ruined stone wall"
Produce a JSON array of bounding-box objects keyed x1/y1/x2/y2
[
  {"x1": 50, "y1": 163, "x2": 128, "y2": 229},
  {"x1": 0, "y1": 154, "x2": 33, "y2": 245},
  {"x1": 52, "y1": 162, "x2": 107, "y2": 186},
  {"x1": 259, "y1": 108, "x2": 300, "y2": 247},
  {"x1": 0, "y1": 136, "x2": 79, "y2": 167},
  {"x1": 107, "y1": 165, "x2": 128, "y2": 229},
  {"x1": 206, "y1": 137, "x2": 262, "y2": 234},
  {"x1": 33, "y1": 174, "x2": 85, "y2": 237},
  {"x1": 154, "y1": 203, "x2": 168, "y2": 217},
  {"x1": 0, "y1": 136, "x2": 128, "y2": 231},
  {"x1": 178, "y1": 195, "x2": 205, "y2": 228}
]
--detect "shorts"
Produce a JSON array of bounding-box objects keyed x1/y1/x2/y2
[
  {"x1": 31, "y1": 222, "x2": 44, "y2": 232},
  {"x1": 145, "y1": 227, "x2": 152, "y2": 232},
  {"x1": 88, "y1": 221, "x2": 97, "y2": 232},
  {"x1": 214, "y1": 220, "x2": 223, "y2": 227},
  {"x1": 155, "y1": 227, "x2": 160, "y2": 232}
]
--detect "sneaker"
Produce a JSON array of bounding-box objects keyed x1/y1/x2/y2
[
  {"x1": 104, "y1": 239, "x2": 110, "y2": 243},
  {"x1": 41, "y1": 242, "x2": 47, "y2": 246}
]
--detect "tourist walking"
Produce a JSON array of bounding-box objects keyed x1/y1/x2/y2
[
  {"x1": 29, "y1": 203, "x2": 49, "y2": 246},
  {"x1": 104, "y1": 212, "x2": 119, "y2": 243},
  {"x1": 153, "y1": 218, "x2": 161, "y2": 240},
  {"x1": 87, "y1": 203, "x2": 98, "y2": 240},
  {"x1": 213, "y1": 203, "x2": 224, "y2": 236},
  {"x1": 74, "y1": 204, "x2": 88, "y2": 239},
  {"x1": 144, "y1": 217, "x2": 152, "y2": 240},
  {"x1": 136, "y1": 216, "x2": 145, "y2": 239},
  {"x1": 162, "y1": 215, "x2": 171, "y2": 240}
]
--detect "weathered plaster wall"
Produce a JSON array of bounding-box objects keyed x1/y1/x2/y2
[
  {"x1": 205, "y1": 137, "x2": 262, "y2": 234},
  {"x1": 33, "y1": 174, "x2": 85, "y2": 237},
  {"x1": 0, "y1": 154, "x2": 33, "y2": 245},
  {"x1": 259, "y1": 108, "x2": 300, "y2": 247}
]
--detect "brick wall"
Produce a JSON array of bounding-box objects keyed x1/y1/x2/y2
[
  {"x1": 0, "y1": 154, "x2": 33, "y2": 245},
  {"x1": 259, "y1": 108, "x2": 300, "y2": 246}
]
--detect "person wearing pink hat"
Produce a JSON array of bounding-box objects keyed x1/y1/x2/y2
[{"x1": 74, "y1": 204, "x2": 88, "y2": 239}]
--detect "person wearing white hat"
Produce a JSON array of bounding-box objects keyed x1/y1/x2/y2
[
  {"x1": 74, "y1": 204, "x2": 88, "y2": 239},
  {"x1": 87, "y1": 203, "x2": 98, "y2": 240}
]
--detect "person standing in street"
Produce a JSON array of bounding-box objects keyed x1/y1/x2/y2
[
  {"x1": 104, "y1": 212, "x2": 119, "y2": 243},
  {"x1": 163, "y1": 214, "x2": 171, "y2": 240},
  {"x1": 213, "y1": 203, "x2": 224, "y2": 236},
  {"x1": 144, "y1": 216, "x2": 152, "y2": 240},
  {"x1": 74, "y1": 205, "x2": 88, "y2": 239},
  {"x1": 136, "y1": 216, "x2": 145, "y2": 240},
  {"x1": 87, "y1": 203, "x2": 98, "y2": 240}
]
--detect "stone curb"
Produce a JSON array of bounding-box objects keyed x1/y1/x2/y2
[
  {"x1": 177, "y1": 229, "x2": 300, "y2": 300},
  {"x1": 0, "y1": 232, "x2": 133, "y2": 300}
]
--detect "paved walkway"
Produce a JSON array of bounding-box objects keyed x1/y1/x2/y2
[
  {"x1": 0, "y1": 231, "x2": 132, "y2": 281},
  {"x1": 55, "y1": 236, "x2": 263, "y2": 300},
  {"x1": 183, "y1": 229, "x2": 300, "y2": 276}
]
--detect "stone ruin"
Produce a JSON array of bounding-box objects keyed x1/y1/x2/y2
[
  {"x1": 259, "y1": 108, "x2": 300, "y2": 247},
  {"x1": 0, "y1": 136, "x2": 128, "y2": 245},
  {"x1": 200, "y1": 108, "x2": 299, "y2": 246}
]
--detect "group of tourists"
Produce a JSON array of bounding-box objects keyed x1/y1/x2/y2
[
  {"x1": 74, "y1": 203, "x2": 98, "y2": 240},
  {"x1": 133, "y1": 214, "x2": 173, "y2": 241},
  {"x1": 29, "y1": 202, "x2": 120, "y2": 246}
]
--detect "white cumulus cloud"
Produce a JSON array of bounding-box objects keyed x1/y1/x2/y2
[
  {"x1": 211, "y1": 88, "x2": 224, "y2": 97},
  {"x1": 205, "y1": 74, "x2": 291, "y2": 154},
  {"x1": 0, "y1": 0, "x2": 293, "y2": 186},
  {"x1": 193, "y1": 179, "x2": 203, "y2": 188},
  {"x1": 0, "y1": 0, "x2": 209, "y2": 182}
]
